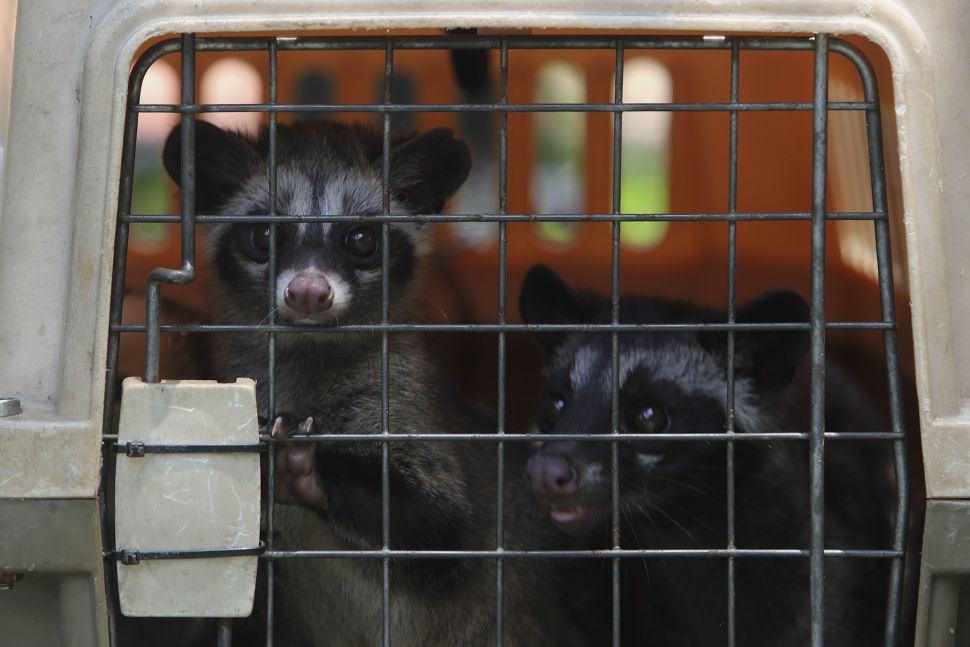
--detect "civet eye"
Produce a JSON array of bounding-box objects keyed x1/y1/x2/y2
[
  {"x1": 540, "y1": 395, "x2": 567, "y2": 431},
  {"x1": 251, "y1": 226, "x2": 271, "y2": 254},
  {"x1": 633, "y1": 403, "x2": 670, "y2": 435},
  {"x1": 343, "y1": 226, "x2": 378, "y2": 258},
  {"x1": 240, "y1": 224, "x2": 284, "y2": 263}
]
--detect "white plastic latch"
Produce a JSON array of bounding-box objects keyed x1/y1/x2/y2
[{"x1": 114, "y1": 377, "x2": 261, "y2": 617}]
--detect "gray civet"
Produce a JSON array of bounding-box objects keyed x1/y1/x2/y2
[
  {"x1": 519, "y1": 265, "x2": 896, "y2": 647},
  {"x1": 161, "y1": 122, "x2": 594, "y2": 647}
]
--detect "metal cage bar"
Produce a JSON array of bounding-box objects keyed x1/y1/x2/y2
[
  {"x1": 264, "y1": 36, "x2": 280, "y2": 647},
  {"x1": 112, "y1": 320, "x2": 897, "y2": 334},
  {"x1": 835, "y1": 37, "x2": 912, "y2": 647},
  {"x1": 144, "y1": 33, "x2": 198, "y2": 383},
  {"x1": 121, "y1": 211, "x2": 887, "y2": 223},
  {"x1": 110, "y1": 430, "x2": 904, "y2": 444},
  {"x1": 725, "y1": 36, "x2": 741, "y2": 647},
  {"x1": 103, "y1": 32, "x2": 910, "y2": 647},
  {"x1": 809, "y1": 34, "x2": 830, "y2": 646},
  {"x1": 381, "y1": 37, "x2": 395, "y2": 647},
  {"x1": 260, "y1": 547, "x2": 901, "y2": 559},
  {"x1": 495, "y1": 37, "x2": 510, "y2": 647},
  {"x1": 132, "y1": 100, "x2": 874, "y2": 114},
  {"x1": 609, "y1": 39, "x2": 625, "y2": 647}
]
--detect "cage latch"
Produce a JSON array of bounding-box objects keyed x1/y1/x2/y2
[
  {"x1": 124, "y1": 442, "x2": 146, "y2": 458},
  {"x1": 113, "y1": 377, "x2": 261, "y2": 618},
  {"x1": 120, "y1": 550, "x2": 141, "y2": 566}
]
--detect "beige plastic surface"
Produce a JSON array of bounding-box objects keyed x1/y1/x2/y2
[
  {"x1": 0, "y1": 0, "x2": 966, "y2": 499},
  {"x1": 114, "y1": 377, "x2": 260, "y2": 617}
]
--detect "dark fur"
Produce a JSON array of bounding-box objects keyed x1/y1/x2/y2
[
  {"x1": 161, "y1": 122, "x2": 592, "y2": 646},
  {"x1": 519, "y1": 265, "x2": 897, "y2": 646}
]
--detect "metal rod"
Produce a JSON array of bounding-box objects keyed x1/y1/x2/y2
[
  {"x1": 143, "y1": 33, "x2": 198, "y2": 383},
  {"x1": 108, "y1": 544, "x2": 266, "y2": 562},
  {"x1": 843, "y1": 36, "x2": 911, "y2": 647},
  {"x1": 112, "y1": 321, "x2": 895, "y2": 334},
  {"x1": 217, "y1": 618, "x2": 232, "y2": 647},
  {"x1": 142, "y1": 34, "x2": 873, "y2": 53},
  {"x1": 610, "y1": 39, "x2": 624, "y2": 647},
  {"x1": 495, "y1": 37, "x2": 509, "y2": 647},
  {"x1": 804, "y1": 49, "x2": 908, "y2": 644},
  {"x1": 131, "y1": 100, "x2": 873, "y2": 114},
  {"x1": 103, "y1": 200, "x2": 133, "y2": 436},
  {"x1": 109, "y1": 430, "x2": 907, "y2": 444},
  {"x1": 112, "y1": 442, "x2": 263, "y2": 454},
  {"x1": 808, "y1": 33, "x2": 830, "y2": 647},
  {"x1": 726, "y1": 36, "x2": 740, "y2": 647},
  {"x1": 121, "y1": 210, "x2": 887, "y2": 224},
  {"x1": 102, "y1": 42, "x2": 157, "y2": 434},
  {"x1": 381, "y1": 37, "x2": 394, "y2": 647},
  {"x1": 191, "y1": 34, "x2": 858, "y2": 51},
  {"x1": 262, "y1": 548, "x2": 903, "y2": 560},
  {"x1": 265, "y1": 37, "x2": 280, "y2": 647}
]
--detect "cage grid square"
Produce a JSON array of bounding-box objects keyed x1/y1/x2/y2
[{"x1": 101, "y1": 31, "x2": 909, "y2": 647}]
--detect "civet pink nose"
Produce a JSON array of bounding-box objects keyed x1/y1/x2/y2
[
  {"x1": 526, "y1": 454, "x2": 580, "y2": 498},
  {"x1": 284, "y1": 274, "x2": 333, "y2": 315}
]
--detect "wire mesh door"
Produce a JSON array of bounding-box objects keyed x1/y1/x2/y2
[{"x1": 103, "y1": 32, "x2": 909, "y2": 647}]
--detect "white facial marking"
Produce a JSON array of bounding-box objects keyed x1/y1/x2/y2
[
  {"x1": 620, "y1": 350, "x2": 652, "y2": 384},
  {"x1": 355, "y1": 267, "x2": 382, "y2": 284},
  {"x1": 636, "y1": 452, "x2": 662, "y2": 469},
  {"x1": 583, "y1": 463, "x2": 605, "y2": 485},
  {"x1": 287, "y1": 179, "x2": 314, "y2": 220},
  {"x1": 570, "y1": 346, "x2": 598, "y2": 390},
  {"x1": 326, "y1": 273, "x2": 353, "y2": 312},
  {"x1": 295, "y1": 221, "x2": 333, "y2": 243},
  {"x1": 295, "y1": 222, "x2": 309, "y2": 243},
  {"x1": 322, "y1": 177, "x2": 345, "y2": 214},
  {"x1": 239, "y1": 256, "x2": 265, "y2": 281}
]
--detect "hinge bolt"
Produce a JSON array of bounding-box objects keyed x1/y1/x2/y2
[
  {"x1": 0, "y1": 572, "x2": 22, "y2": 590},
  {"x1": 0, "y1": 398, "x2": 21, "y2": 417}
]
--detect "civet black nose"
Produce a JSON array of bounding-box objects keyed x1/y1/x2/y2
[
  {"x1": 526, "y1": 454, "x2": 580, "y2": 498},
  {"x1": 284, "y1": 273, "x2": 334, "y2": 315}
]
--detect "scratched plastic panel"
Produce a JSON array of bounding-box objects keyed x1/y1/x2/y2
[{"x1": 114, "y1": 378, "x2": 260, "y2": 617}]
